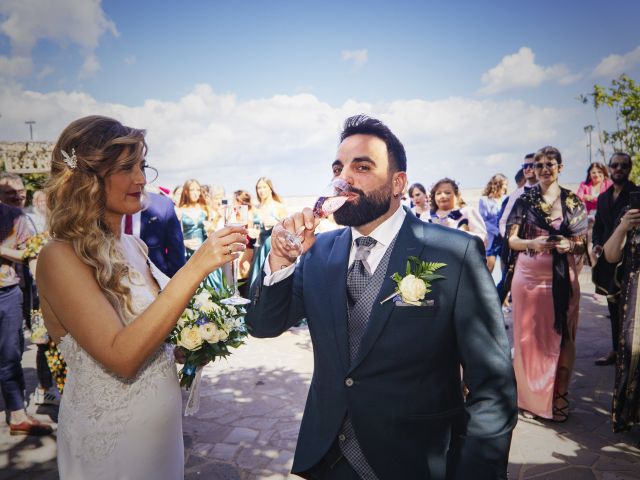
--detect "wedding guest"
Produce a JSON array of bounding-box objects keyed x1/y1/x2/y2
[
  {"x1": 480, "y1": 174, "x2": 508, "y2": 272},
  {"x1": 234, "y1": 189, "x2": 258, "y2": 296},
  {"x1": 27, "y1": 190, "x2": 47, "y2": 233},
  {"x1": 592, "y1": 153, "x2": 638, "y2": 366},
  {"x1": 505, "y1": 146, "x2": 587, "y2": 422},
  {"x1": 408, "y1": 182, "x2": 429, "y2": 219},
  {"x1": 24, "y1": 189, "x2": 61, "y2": 407},
  {"x1": 171, "y1": 185, "x2": 182, "y2": 206},
  {"x1": 176, "y1": 179, "x2": 213, "y2": 256},
  {"x1": 577, "y1": 162, "x2": 612, "y2": 265},
  {"x1": 249, "y1": 177, "x2": 287, "y2": 286},
  {"x1": 134, "y1": 191, "x2": 186, "y2": 278},
  {"x1": 603, "y1": 204, "x2": 640, "y2": 432},
  {"x1": 429, "y1": 178, "x2": 488, "y2": 247},
  {"x1": 577, "y1": 162, "x2": 613, "y2": 216},
  {"x1": 36, "y1": 115, "x2": 245, "y2": 478},
  {"x1": 0, "y1": 203, "x2": 52, "y2": 436},
  {"x1": 0, "y1": 173, "x2": 33, "y2": 327},
  {"x1": 499, "y1": 153, "x2": 538, "y2": 237},
  {"x1": 0, "y1": 172, "x2": 27, "y2": 208}
]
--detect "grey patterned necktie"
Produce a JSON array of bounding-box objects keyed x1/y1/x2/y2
[
  {"x1": 346, "y1": 236, "x2": 377, "y2": 361},
  {"x1": 347, "y1": 236, "x2": 377, "y2": 305}
]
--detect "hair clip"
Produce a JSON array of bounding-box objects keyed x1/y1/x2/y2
[{"x1": 61, "y1": 148, "x2": 78, "y2": 169}]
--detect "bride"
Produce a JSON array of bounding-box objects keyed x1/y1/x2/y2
[{"x1": 36, "y1": 116, "x2": 247, "y2": 479}]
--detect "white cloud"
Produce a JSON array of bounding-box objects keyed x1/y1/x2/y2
[
  {"x1": 593, "y1": 46, "x2": 640, "y2": 78},
  {"x1": 479, "y1": 47, "x2": 580, "y2": 95},
  {"x1": 36, "y1": 65, "x2": 55, "y2": 80},
  {"x1": 0, "y1": 0, "x2": 117, "y2": 78},
  {"x1": 0, "y1": 82, "x2": 585, "y2": 196},
  {"x1": 0, "y1": 55, "x2": 32, "y2": 77},
  {"x1": 341, "y1": 49, "x2": 368, "y2": 70},
  {"x1": 80, "y1": 54, "x2": 100, "y2": 77}
]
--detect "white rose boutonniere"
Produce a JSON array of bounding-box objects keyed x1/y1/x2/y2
[{"x1": 381, "y1": 256, "x2": 446, "y2": 306}]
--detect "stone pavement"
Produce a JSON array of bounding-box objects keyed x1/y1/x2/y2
[{"x1": 1, "y1": 268, "x2": 639, "y2": 479}]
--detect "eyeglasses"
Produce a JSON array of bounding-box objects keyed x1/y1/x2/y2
[
  {"x1": 143, "y1": 164, "x2": 159, "y2": 183},
  {"x1": 522, "y1": 163, "x2": 534, "y2": 169},
  {"x1": 609, "y1": 162, "x2": 631, "y2": 170},
  {"x1": 533, "y1": 162, "x2": 558, "y2": 170}
]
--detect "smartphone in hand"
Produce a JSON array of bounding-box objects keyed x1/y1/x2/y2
[{"x1": 629, "y1": 191, "x2": 640, "y2": 210}]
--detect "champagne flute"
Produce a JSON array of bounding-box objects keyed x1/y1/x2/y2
[
  {"x1": 221, "y1": 204, "x2": 251, "y2": 305},
  {"x1": 273, "y1": 178, "x2": 350, "y2": 258}
]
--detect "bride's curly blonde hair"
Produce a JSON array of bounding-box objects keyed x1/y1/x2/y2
[{"x1": 46, "y1": 115, "x2": 148, "y2": 319}]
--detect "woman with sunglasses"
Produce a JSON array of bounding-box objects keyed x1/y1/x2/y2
[{"x1": 503, "y1": 146, "x2": 588, "y2": 422}]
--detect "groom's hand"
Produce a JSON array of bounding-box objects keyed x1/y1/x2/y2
[{"x1": 270, "y1": 208, "x2": 320, "y2": 269}]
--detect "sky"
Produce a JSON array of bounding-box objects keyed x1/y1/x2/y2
[{"x1": 1, "y1": 0, "x2": 639, "y2": 196}]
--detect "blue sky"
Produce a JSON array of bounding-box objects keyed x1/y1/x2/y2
[{"x1": 1, "y1": 0, "x2": 639, "y2": 195}]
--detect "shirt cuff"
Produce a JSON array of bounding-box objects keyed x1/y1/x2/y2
[{"x1": 263, "y1": 253, "x2": 296, "y2": 286}]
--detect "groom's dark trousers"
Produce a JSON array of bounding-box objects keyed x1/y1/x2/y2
[{"x1": 246, "y1": 211, "x2": 518, "y2": 480}]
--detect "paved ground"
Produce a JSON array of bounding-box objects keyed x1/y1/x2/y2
[{"x1": 1, "y1": 267, "x2": 639, "y2": 479}]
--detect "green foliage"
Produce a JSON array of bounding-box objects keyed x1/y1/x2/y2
[
  {"x1": 391, "y1": 256, "x2": 446, "y2": 295},
  {"x1": 21, "y1": 173, "x2": 49, "y2": 205},
  {"x1": 582, "y1": 74, "x2": 640, "y2": 183}
]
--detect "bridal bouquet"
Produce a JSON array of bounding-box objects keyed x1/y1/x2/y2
[{"x1": 167, "y1": 283, "x2": 248, "y2": 415}]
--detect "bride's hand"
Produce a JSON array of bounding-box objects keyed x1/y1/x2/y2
[{"x1": 188, "y1": 225, "x2": 247, "y2": 276}]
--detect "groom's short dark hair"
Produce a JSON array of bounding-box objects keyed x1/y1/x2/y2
[{"x1": 340, "y1": 115, "x2": 407, "y2": 173}]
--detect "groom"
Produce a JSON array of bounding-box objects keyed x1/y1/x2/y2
[{"x1": 246, "y1": 115, "x2": 517, "y2": 479}]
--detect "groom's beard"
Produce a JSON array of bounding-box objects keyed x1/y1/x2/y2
[{"x1": 333, "y1": 182, "x2": 392, "y2": 227}]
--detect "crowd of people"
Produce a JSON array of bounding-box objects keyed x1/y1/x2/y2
[{"x1": 0, "y1": 114, "x2": 638, "y2": 479}]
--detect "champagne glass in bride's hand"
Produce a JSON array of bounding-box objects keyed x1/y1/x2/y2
[
  {"x1": 221, "y1": 205, "x2": 251, "y2": 305},
  {"x1": 273, "y1": 178, "x2": 350, "y2": 258}
]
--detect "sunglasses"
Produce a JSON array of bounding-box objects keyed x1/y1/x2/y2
[
  {"x1": 534, "y1": 162, "x2": 558, "y2": 170},
  {"x1": 609, "y1": 162, "x2": 631, "y2": 170},
  {"x1": 522, "y1": 163, "x2": 534, "y2": 169}
]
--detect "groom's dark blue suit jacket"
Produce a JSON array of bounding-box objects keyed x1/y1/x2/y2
[
  {"x1": 246, "y1": 210, "x2": 517, "y2": 480},
  {"x1": 140, "y1": 192, "x2": 185, "y2": 278}
]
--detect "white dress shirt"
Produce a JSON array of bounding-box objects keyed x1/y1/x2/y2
[
  {"x1": 264, "y1": 205, "x2": 407, "y2": 285},
  {"x1": 121, "y1": 211, "x2": 142, "y2": 237}
]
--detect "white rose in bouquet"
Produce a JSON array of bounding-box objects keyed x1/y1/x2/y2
[
  {"x1": 193, "y1": 291, "x2": 210, "y2": 309},
  {"x1": 178, "y1": 308, "x2": 196, "y2": 328},
  {"x1": 398, "y1": 274, "x2": 427, "y2": 305},
  {"x1": 218, "y1": 327, "x2": 229, "y2": 342},
  {"x1": 178, "y1": 326, "x2": 204, "y2": 351},
  {"x1": 199, "y1": 323, "x2": 221, "y2": 344}
]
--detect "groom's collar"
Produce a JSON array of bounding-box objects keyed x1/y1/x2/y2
[{"x1": 350, "y1": 204, "x2": 406, "y2": 248}]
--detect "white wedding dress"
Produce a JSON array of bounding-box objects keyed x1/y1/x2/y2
[{"x1": 57, "y1": 236, "x2": 184, "y2": 479}]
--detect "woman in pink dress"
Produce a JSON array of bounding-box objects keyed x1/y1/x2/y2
[
  {"x1": 576, "y1": 162, "x2": 612, "y2": 264},
  {"x1": 504, "y1": 146, "x2": 588, "y2": 422}
]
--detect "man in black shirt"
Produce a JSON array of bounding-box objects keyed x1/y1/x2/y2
[{"x1": 592, "y1": 152, "x2": 638, "y2": 365}]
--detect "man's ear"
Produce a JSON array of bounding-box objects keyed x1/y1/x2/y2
[{"x1": 392, "y1": 171, "x2": 408, "y2": 197}]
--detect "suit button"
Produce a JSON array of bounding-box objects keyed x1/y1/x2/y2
[
  {"x1": 345, "y1": 378, "x2": 354, "y2": 387},
  {"x1": 338, "y1": 434, "x2": 346, "y2": 442}
]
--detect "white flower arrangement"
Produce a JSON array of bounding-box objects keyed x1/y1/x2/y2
[
  {"x1": 167, "y1": 285, "x2": 247, "y2": 390},
  {"x1": 381, "y1": 256, "x2": 446, "y2": 306}
]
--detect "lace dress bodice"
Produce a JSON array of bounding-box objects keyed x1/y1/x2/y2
[{"x1": 56, "y1": 235, "x2": 183, "y2": 479}]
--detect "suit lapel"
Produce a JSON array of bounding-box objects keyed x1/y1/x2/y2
[
  {"x1": 140, "y1": 209, "x2": 149, "y2": 236},
  {"x1": 327, "y1": 228, "x2": 352, "y2": 373},
  {"x1": 349, "y1": 212, "x2": 426, "y2": 372}
]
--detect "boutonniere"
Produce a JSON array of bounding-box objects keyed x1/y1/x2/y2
[{"x1": 380, "y1": 256, "x2": 446, "y2": 305}]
